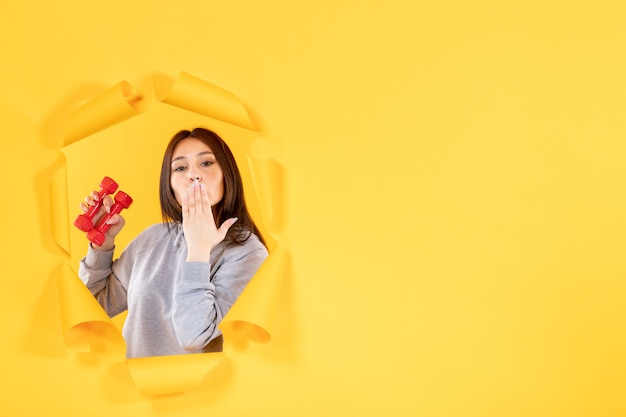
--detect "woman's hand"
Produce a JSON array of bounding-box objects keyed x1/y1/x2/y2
[
  {"x1": 79, "y1": 191, "x2": 125, "y2": 251},
  {"x1": 182, "y1": 180, "x2": 237, "y2": 262}
]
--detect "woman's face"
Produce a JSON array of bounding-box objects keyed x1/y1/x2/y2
[{"x1": 170, "y1": 138, "x2": 224, "y2": 207}]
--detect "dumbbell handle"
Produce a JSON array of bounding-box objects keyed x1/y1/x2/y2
[
  {"x1": 73, "y1": 176, "x2": 118, "y2": 232},
  {"x1": 87, "y1": 191, "x2": 133, "y2": 246}
]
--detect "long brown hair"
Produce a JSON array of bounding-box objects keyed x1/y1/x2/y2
[{"x1": 159, "y1": 127, "x2": 266, "y2": 247}]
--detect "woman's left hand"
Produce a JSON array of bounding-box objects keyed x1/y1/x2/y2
[{"x1": 182, "y1": 180, "x2": 237, "y2": 262}]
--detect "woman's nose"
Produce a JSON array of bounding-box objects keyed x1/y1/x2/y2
[{"x1": 188, "y1": 172, "x2": 202, "y2": 182}]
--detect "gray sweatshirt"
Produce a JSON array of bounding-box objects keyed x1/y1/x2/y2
[{"x1": 78, "y1": 222, "x2": 268, "y2": 358}]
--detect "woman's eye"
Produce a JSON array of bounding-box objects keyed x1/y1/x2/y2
[
  {"x1": 173, "y1": 166, "x2": 186, "y2": 172},
  {"x1": 201, "y1": 161, "x2": 214, "y2": 167}
]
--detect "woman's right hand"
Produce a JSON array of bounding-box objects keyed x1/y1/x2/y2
[{"x1": 79, "y1": 191, "x2": 126, "y2": 251}]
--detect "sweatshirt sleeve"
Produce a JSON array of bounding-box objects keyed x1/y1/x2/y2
[
  {"x1": 78, "y1": 245, "x2": 129, "y2": 317},
  {"x1": 171, "y1": 242, "x2": 268, "y2": 351}
]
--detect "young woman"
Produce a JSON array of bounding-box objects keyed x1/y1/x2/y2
[{"x1": 78, "y1": 128, "x2": 268, "y2": 358}]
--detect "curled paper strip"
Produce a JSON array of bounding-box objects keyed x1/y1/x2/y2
[
  {"x1": 247, "y1": 139, "x2": 285, "y2": 238},
  {"x1": 221, "y1": 245, "x2": 289, "y2": 344},
  {"x1": 49, "y1": 162, "x2": 70, "y2": 255},
  {"x1": 64, "y1": 81, "x2": 145, "y2": 147},
  {"x1": 154, "y1": 71, "x2": 255, "y2": 131},
  {"x1": 56, "y1": 263, "x2": 124, "y2": 353},
  {"x1": 51, "y1": 71, "x2": 288, "y2": 396}
]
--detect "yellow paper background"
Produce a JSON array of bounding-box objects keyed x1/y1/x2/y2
[{"x1": 2, "y1": 1, "x2": 626, "y2": 416}]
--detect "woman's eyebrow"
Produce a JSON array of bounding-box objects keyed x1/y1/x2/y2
[{"x1": 171, "y1": 151, "x2": 214, "y2": 163}]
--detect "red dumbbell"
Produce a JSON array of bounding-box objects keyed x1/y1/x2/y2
[
  {"x1": 74, "y1": 176, "x2": 118, "y2": 232},
  {"x1": 86, "y1": 191, "x2": 133, "y2": 246}
]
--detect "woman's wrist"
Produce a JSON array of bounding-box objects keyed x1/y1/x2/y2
[
  {"x1": 186, "y1": 247, "x2": 211, "y2": 262},
  {"x1": 91, "y1": 241, "x2": 115, "y2": 252}
]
